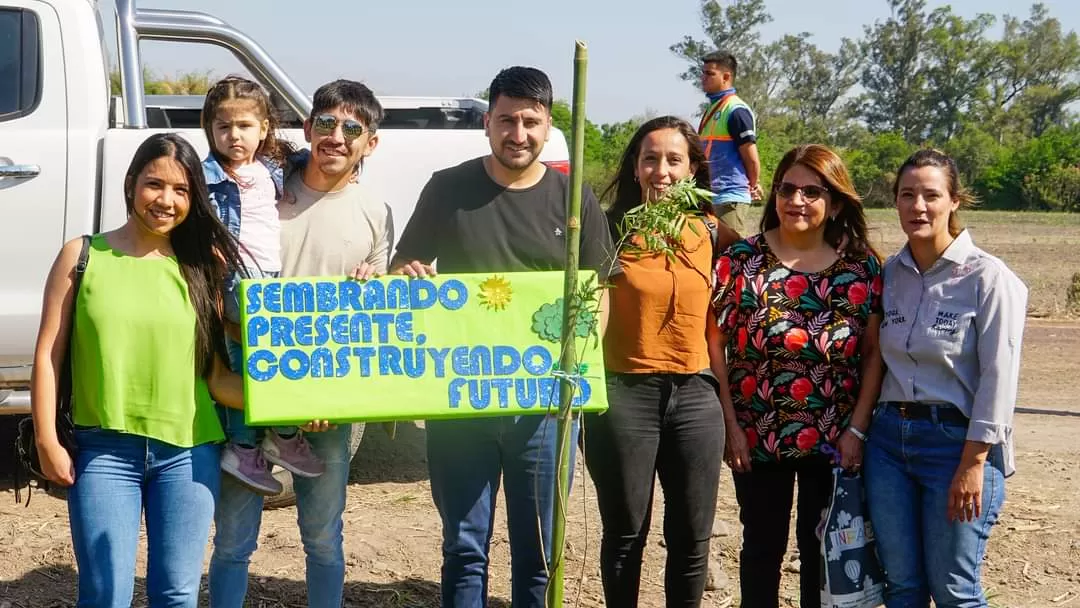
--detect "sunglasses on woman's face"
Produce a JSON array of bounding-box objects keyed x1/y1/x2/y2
[
  {"x1": 311, "y1": 114, "x2": 368, "y2": 142},
  {"x1": 776, "y1": 182, "x2": 829, "y2": 202}
]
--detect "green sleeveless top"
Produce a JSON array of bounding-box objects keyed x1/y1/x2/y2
[{"x1": 71, "y1": 234, "x2": 224, "y2": 447}]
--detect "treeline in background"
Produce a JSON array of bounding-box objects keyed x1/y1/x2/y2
[
  {"x1": 572, "y1": 0, "x2": 1080, "y2": 211},
  {"x1": 115, "y1": 0, "x2": 1080, "y2": 211}
]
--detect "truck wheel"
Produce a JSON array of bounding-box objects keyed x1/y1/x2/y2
[{"x1": 263, "y1": 422, "x2": 365, "y2": 510}]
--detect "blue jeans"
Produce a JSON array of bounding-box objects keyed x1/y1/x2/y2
[
  {"x1": 67, "y1": 428, "x2": 220, "y2": 608},
  {"x1": 427, "y1": 415, "x2": 579, "y2": 608},
  {"x1": 219, "y1": 336, "x2": 295, "y2": 446},
  {"x1": 865, "y1": 404, "x2": 1006, "y2": 608},
  {"x1": 221, "y1": 266, "x2": 292, "y2": 445},
  {"x1": 208, "y1": 423, "x2": 352, "y2": 607}
]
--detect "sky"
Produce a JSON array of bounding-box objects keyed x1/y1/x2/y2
[{"x1": 97, "y1": 0, "x2": 1080, "y2": 125}]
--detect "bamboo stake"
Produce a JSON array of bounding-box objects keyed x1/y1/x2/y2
[{"x1": 547, "y1": 39, "x2": 588, "y2": 608}]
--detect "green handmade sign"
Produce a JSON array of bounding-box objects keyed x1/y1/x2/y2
[{"x1": 239, "y1": 271, "x2": 608, "y2": 425}]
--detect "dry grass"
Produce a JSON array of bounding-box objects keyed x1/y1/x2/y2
[{"x1": 743, "y1": 208, "x2": 1080, "y2": 318}]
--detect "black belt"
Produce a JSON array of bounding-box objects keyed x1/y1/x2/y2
[{"x1": 880, "y1": 401, "x2": 969, "y2": 424}]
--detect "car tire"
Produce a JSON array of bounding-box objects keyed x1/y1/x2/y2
[{"x1": 262, "y1": 422, "x2": 366, "y2": 510}]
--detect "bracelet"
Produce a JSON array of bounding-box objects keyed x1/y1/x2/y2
[{"x1": 846, "y1": 426, "x2": 868, "y2": 442}]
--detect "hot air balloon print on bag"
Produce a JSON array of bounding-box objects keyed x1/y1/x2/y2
[{"x1": 819, "y1": 469, "x2": 885, "y2": 608}]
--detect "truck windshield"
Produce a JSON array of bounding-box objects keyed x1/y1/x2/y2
[{"x1": 125, "y1": 96, "x2": 485, "y2": 130}]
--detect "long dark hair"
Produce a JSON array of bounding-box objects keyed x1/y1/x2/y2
[
  {"x1": 201, "y1": 76, "x2": 295, "y2": 171},
  {"x1": 892, "y1": 148, "x2": 976, "y2": 237},
  {"x1": 601, "y1": 116, "x2": 713, "y2": 237},
  {"x1": 761, "y1": 144, "x2": 878, "y2": 260},
  {"x1": 124, "y1": 133, "x2": 245, "y2": 376}
]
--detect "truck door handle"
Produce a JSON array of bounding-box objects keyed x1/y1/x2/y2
[{"x1": 0, "y1": 164, "x2": 41, "y2": 178}]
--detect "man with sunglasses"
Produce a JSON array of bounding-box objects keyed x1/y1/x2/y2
[
  {"x1": 390, "y1": 66, "x2": 615, "y2": 608},
  {"x1": 698, "y1": 50, "x2": 762, "y2": 235},
  {"x1": 209, "y1": 79, "x2": 391, "y2": 608}
]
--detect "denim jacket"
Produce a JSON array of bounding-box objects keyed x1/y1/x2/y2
[{"x1": 202, "y1": 153, "x2": 285, "y2": 238}]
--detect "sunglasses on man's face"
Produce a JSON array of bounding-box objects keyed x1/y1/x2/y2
[
  {"x1": 311, "y1": 114, "x2": 368, "y2": 142},
  {"x1": 776, "y1": 182, "x2": 829, "y2": 202}
]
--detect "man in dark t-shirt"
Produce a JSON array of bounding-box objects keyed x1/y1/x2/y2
[
  {"x1": 393, "y1": 156, "x2": 611, "y2": 274},
  {"x1": 391, "y1": 66, "x2": 614, "y2": 608}
]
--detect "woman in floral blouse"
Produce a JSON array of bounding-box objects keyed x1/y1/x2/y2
[{"x1": 712, "y1": 144, "x2": 884, "y2": 608}]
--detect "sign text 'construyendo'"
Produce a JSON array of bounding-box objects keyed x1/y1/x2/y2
[{"x1": 240, "y1": 272, "x2": 607, "y2": 424}]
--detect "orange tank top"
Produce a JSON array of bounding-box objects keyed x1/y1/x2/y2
[{"x1": 605, "y1": 215, "x2": 717, "y2": 374}]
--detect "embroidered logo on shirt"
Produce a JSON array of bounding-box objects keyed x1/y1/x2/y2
[
  {"x1": 883, "y1": 308, "x2": 906, "y2": 328},
  {"x1": 952, "y1": 263, "x2": 974, "y2": 278}
]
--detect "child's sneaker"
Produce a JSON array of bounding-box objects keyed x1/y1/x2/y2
[
  {"x1": 221, "y1": 443, "x2": 283, "y2": 495},
  {"x1": 261, "y1": 431, "x2": 325, "y2": 478}
]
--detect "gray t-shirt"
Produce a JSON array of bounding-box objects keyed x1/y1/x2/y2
[{"x1": 278, "y1": 174, "x2": 392, "y2": 278}]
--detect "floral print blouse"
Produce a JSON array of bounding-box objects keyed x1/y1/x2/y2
[{"x1": 713, "y1": 234, "x2": 883, "y2": 462}]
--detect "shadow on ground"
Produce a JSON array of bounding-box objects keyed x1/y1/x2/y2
[
  {"x1": 350, "y1": 420, "x2": 429, "y2": 485},
  {"x1": 1, "y1": 564, "x2": 511, "y2": 608}
]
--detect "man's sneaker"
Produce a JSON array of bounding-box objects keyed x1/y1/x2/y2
[
  {"x1": 261, "y1": 431, "x2": 325, "y2": 478},
  {"x1": 221, "y1": 443, "x2": 283, "y2": 495}
]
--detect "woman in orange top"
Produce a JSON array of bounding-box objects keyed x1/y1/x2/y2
[{"x1": 584, "y1": 116, "x2": 739, "y2": 608}]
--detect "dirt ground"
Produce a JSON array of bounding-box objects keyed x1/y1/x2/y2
[{"x1": 2, "y1": 213, "x2": 1079, "y2": 607}]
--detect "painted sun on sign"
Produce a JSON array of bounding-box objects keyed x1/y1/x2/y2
[{"x1": 478, "y1": 276, "x2": 514, "y2": 311}]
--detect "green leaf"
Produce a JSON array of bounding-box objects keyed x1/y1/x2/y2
[
  {"x1": 831, "y1": 272, "x2": 858, "y2": 286},
  {"x1": 616, "y1": 176, "x2": 711, "y2": 260},
  {"x1": 731, "y1": 241, "x2": 756, "y2": 255},
  {"x1": 780, "y1": 422, "x2": 803, "y2": 438},
  {"x1": 773, "y1": 371, "x2": 796, "y2": 385},
  {"x1": 692, "y1": 186, "x2": 716, "y2": 201}
]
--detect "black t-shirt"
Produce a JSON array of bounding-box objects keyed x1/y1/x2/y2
[{"x1": 393, "y1": 157, "x2": 616, "y2": 278}]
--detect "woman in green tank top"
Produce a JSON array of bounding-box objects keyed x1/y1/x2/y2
[{"x1": 30, "y1": 133, "x2": 247, "y2": 608}]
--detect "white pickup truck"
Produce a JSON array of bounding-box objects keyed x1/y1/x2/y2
[{"x1": 0, "y1": 0, "x2": 570, "y2": 499}]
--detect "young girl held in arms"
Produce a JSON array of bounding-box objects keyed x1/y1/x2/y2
[{"x1": 201, "y1": 76, "x2": 324, "y2": 495}]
